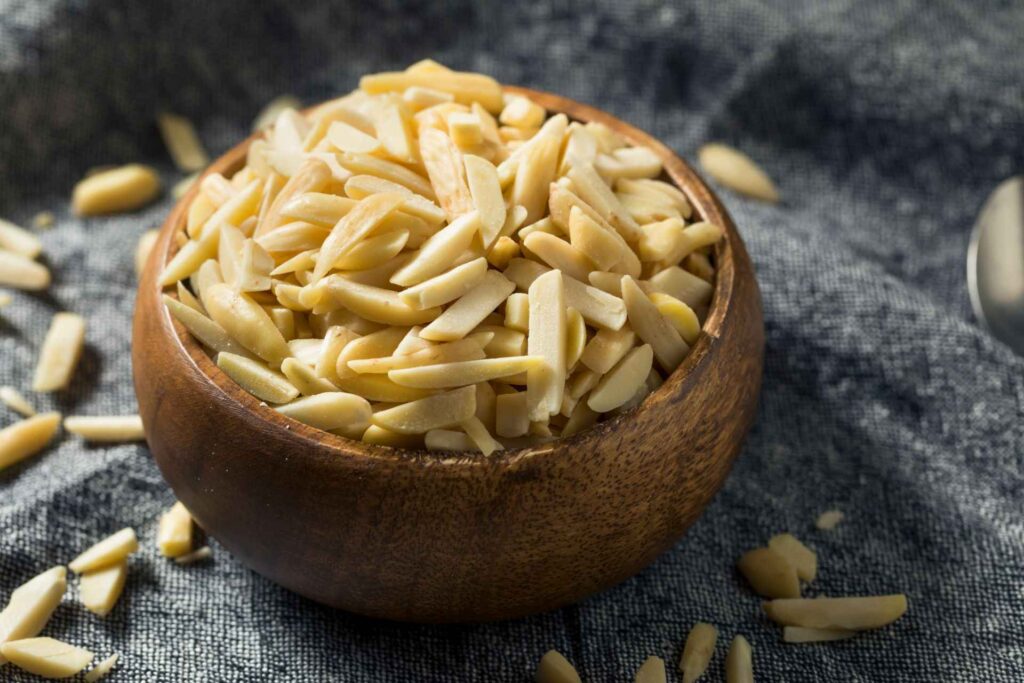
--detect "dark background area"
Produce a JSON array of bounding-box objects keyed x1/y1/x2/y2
[{"x1": 1, "y1": 1, "x2": 1022, "y2": 680}]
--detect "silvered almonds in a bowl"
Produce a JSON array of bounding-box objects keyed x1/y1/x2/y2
[{"x1": 157, "y1": 61, "x2": 724, "y2": 453}]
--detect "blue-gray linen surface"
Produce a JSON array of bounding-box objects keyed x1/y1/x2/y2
[{"x1": 1, "y1": 0, "x2": 1022, "y2": 680}]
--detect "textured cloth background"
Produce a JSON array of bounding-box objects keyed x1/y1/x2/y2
[{"x1": 1, "y1": 0, "x2": 1023, "y2": 680}]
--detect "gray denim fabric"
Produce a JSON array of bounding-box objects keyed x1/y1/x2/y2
[{"x1": 1, "y1": 1, "x2": 1022, "y2": 680}]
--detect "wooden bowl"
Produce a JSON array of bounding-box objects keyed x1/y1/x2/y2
[{"x1": 132, "y1": 86, "x2": 764, "y2": 623}]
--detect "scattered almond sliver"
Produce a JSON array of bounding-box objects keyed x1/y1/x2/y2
[
  {"x1": 157, "y1": 501, "x2": 194, "y2": 558},
  {"x1": 157, "y1": 112, "x2": 210, "y2": 172},
  {"x1": 0, "y1": 566, "x2": 67, "y2": 664},
  {"x1": 698, "y1": 143, "x2": 779, "y2": 203},
  {"x1": 84, "y1": 654, "x2": 119, "y2": 682},
  {"x1": 0, "y1": 412, "x2": 61, "y2": 472},
  {"x1": 0, "y1": 637, "x2": 93, "y2": 679},
  {"x1": 174, "y1": 546, "x2": 213, "y2": 565},
  {"x1": 68, "y1": 528, "x2": 139, "y2": 574},
  {"x1": 79, "y1": 561, "x2": 127, "y2": 617},
  {"x1": 763, "y1": 595, "x2": 908, "y2": 631},
  {"x1": 33, "y1": 312, "x2": 86, "y2": 392},
  {"x1": 634, "y1": 655, "x2": 666, "y2": 683},
  {"x1": 72, "y1": 164, "x2": 162, "y2": 216},
  {"x1": 160, "y1": 61, "x2": 724, "y2": 453},
  {"x1": 725, "y1": 635, "x2": 753, "y2": 683},
  {"x1": 816, "y1": 509, "x2": 844, "y2": 530},
  {"x1": 64, "y1": 415, "x2": 145, "y2": 443},
  {"x1": 535, "y1": 650, "x2": 581, "y2": 683},
  {"x1": 0, "y1": 217, "x2": 43, "y2": 258},
  {"x1": 737, "y1": 546, "x2": 799, "y2": 599},
  {"x1": 0, "y1": 385, "x2": 37, "y2": 417},
  {"x1": 679, "y1": 622, "x2": 717, "y2": 683},
  {"x1": 0, "y1": 250, "x2": 51, "y2": 291}
]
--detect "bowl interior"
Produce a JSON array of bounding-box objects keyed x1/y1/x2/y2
[{"x1": 154, "y1": 86, "x2": 739, "y2": 464}]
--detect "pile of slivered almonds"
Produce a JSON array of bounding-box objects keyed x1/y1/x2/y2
[
  {"x1": 536, "y1": 520, "x2": 908, "y2": 683},
  {"x1": 159, "y1": 61, "x2": 734, "y2": 453}
]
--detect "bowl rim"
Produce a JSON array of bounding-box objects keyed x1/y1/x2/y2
[{"x1": 146, "y1": 84, "x2": 740, "y2": 468}]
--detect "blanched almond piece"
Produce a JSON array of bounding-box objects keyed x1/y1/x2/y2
[
  {"x1": 333, "y1": 327, "x2": 407, "y2": 379},
  {"x1": 403, "y1": 86, "x2": 454, "y2": 110},
  {"x1": 394, "y1": 327, "x2": 433, "y2": 356},
  {"x1": 321, "y1": 277, "x2": 440, "y2": 326},
  {"x1": 621, "y1": 276, "x2": 688, "y2": 373},
  {"x1": 63, "y1": 416, "x2": 145, "y2": 443},
  {"x1": 173, "y1": 546, "x2": 212, "y2": 565},
  {"x1": 327, "y1": 120, "x2": 381, "y2": 154},
  {"x1": 33, "y1": 313, "x2": 85, "y2": 392},
  {"x1": 0, "y1": 218, "x2": 42, "y2": 258},
  {"x1": 512, "y1": 132, "x2": 560, "y2": 224},
  {"x1": 487, "y1": 236, "x2": 520, "y2": 269},
  {"x1": 372, "y1": 385, "x2": 476, "y2": 434},
  {"x1": 536, "y1": 650, "x2": 581, "y2": 683},
  {"x1": 0, "y1": 637, "x2": 93, "y2": 679},
  {"x1": 725, "y1": 635, "x2": 753, "y2": 683},
  {"x1": 568, "y1": 206, "x2": 621, "y2": 271},
  {"x1": 236, "y1": 240, "x2": 273, "y2": 292},
  {"x1": 684, "y1": 252, "x2": 715, "y2": 282},
  {"x1": 419, "y1": 127, "x2": 474, "y2": 218},
  {"x1": 255, "y1": 221, "x2": 329, "y2": 253},
  {"x1": 617, "y1": 178, "x2": 692, "y2": 217},
  {"x1": 595, "y1": 146, "x2": 662, "y2": 181},
  {"x1": 361, "y1": 70, "x2": 504, "y2": 112},
  {"x1": 344, "y1": 176, "x2": 446, "y2": 227},
  {"x1": 661, "y1": 222, "x2": 725, "y2": 267},
  {"x1": 256, "y1": 160, "x2": 332, "y2": 237},
  {"x1": 768, "y1": 534, "x2": 817, "y2": 582},
  {"x1": 526, "y1": 270, "x2": 566, "y2": 420},
  {"x1": 561, "y1": 400, "x2": 598, "y2": 437},
  {"x1": 164, "y1": 295, "x2": 253, "y2": 358},
  {"x1": 217, "y1": 223, "x2": 247, "y2": 286},
  {"x1": 634, "y1": 656, "x2": 666, "y2": 683},
  {"x1": 588, "y1": 344, "x2": 653, "y2": 413},
  {"x1": 349, "y1": 337, "x2": 486, "y2": 374},
  {"x1": 335, "y1": 229, "x2": 408, "y2": 271},
  {"x1": 679, "y1": 622, "x2": 717, "y2": 683},
  {"x1": 389, "y1": 356, "x2": 542, "y2": 389},
  {"x1": 816, "y1": 510, "x2": 844, "y2": 530},
  {"x1": 783, "y1": 627, "x2": 855, "y2": 643},
  {"x1": 763, "y1": 595, "x2": 908, "y2": 631},
  {"x1": 199, "y1": 173, "x2": 235, "y2": 206},
  {"x1": 335, "y1": 374, "x2": 434, "y2": 404},
  {"x1": 464, "y1": 155, "x2": 506, "y2": 246},
  {"x1": 585, "y1": 121, "x2": 627, "y2": 152},
  {"x1": 281, "y1": 192, "x2": 357, "y2": 226},
  {"x1": 399, "y1": 257, "x2": 488, "y2": 309},
  {"x1": 500, "y1": 96, "x2": 545, "y2": 130},
  {"x1": 504, "y1": 292, "x2": 530, "y2": 332},
  {"x1": 425, "y1": 429, "x2": 476, "y2": 451},
  {"x1": 649, "y1": 292, "x2": 700, "y2": 344},
  {"x1": 277, "y1": 392, "x2": 372, "y2": 432},
  {"x1": 504, "y1": 259, "x2": 627, "y2": 331},
  {"x1": 738, "y1": 547, "x2": 800, "y2": 599},
  {"x1": 176, "y1": 281, "x2": 205, "y2": 313},
  {"x1": 448, "y1": 112, "x2": 484, "y2": 149},
  {"x1": 280, "y1": 358, "x2": 337, "y2": 395},
  {"x1": 375, "y1": 101, "x2": 418, "y2": 163},
  {"x1": 1, "y1": 386, "x2": 36, "y2": 417},
  {"x1": 580, "y1": 327, "x2": 636, "y2": 374},
  {"x1": 460, "y1": 415, "x2": 503, "y2": 455},
  {"x1": 79, "y1": 561, "x2": 126, "y2": 617},
  {"x1": 390, "y1": 211, "x2": 481, "y2": 286},
  {"x1": 338, "y1": 153, "x2": 436, "y2": 201},
  {"x1": 313, "y1": 192, "x2": 405, "y2": 281},
  {"x1": 0, "y1": 251, "x2": 50, "y2": 291},
  {"x1": 698, "y1": 143, "x2": 779, "y2": 202},
  {"x1": 517, "y1": 216, "x2": 561, "y2": 240},
  {"x1": 495, "y1": 391, "x2": 529, "y2": 438},
  {"x1": 157, "y1": 112, "x2": 209, "y2": 172},
  {"x1": 0, "y1": 566, "x2": 66, "y2": 664},
  {"x1": 420, "y1": 270, "x2": 515, "y2": 342},
  {"x1": 204, "y1": 283, "x2": 291, "y2": 366},
  {"x1": 567, "y1": 163, "x2": 640, "y2": 242},
  {"x1": 647, "y1": 266, "x2": 713, "y2": 308},
  {"x1": 522, "y1": 232, "x2": 594, "y2": 283},
  {"x1": 158, "y1": 502, "x2": 193, "y2": 558},
  {"x1": 639, "y1": 217, "x2": 685, "y2": 262},
  {"x1": 69, "y1": 528, "x2": 138, "y2": 574},
  {"x1": 84, "y1": 654, "x2": 119, "y2": 682},
  {"x1": 72, "y1": 164, "x2": 161, "y2": 215},
  {"x1": 217, "y1": 352, "x2": 299, "y2": 404},
  {"x1": 564, "y1": 307, "x2": 586, "y2": 371},
  {"x1": 160, "y1": 218, "x2": 224, "y2": 287},
  {"x1": 362, "y1": 424, "x2": 421, "y2": 448},
  {"x1": 496, "y1": 114, "x2": 568, "y2": 187},
  {"x1": 477, "y1": 324, "x2": 526, "y2": 357},
  {"x1": 498, "y1": 204, "x2": 529, "y2": 240}
]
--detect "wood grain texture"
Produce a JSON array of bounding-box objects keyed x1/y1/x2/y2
[{"x1": 132, "y1": 86, "x2": 764, "y2": 623}]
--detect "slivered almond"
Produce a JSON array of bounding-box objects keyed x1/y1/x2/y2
[
  {"x1": 361, "y1": 70, "x2": 503, "y2": 112},
  {"x1": 72, "y1": 164, "x2": 161, "y2": 215},
  {"x1": 536, "y1": 650, "x2": 581, "y2": 683},
  {"x1": 33, "y1": 312, "x2": 85, "y2": 392},
  {"x1": 698, "y1": 143, "x2": 779, "y2": 203},
  {"x1": 0, "y1": 386, "x2": 36, "y2": 417},
  {"x1": 419, "y1": 127, "x2": 474, "y2": 218},
  {"x1": 63, "y1": 416, "x2": 145, "y2": 442},
  {"x1": 217, "y1": 352, "x2": 298, "y2": 404},
  {"x1": 768, "y1": 533, "x2": 818, "y2": 582},
  {"x1": 634, "y1": 656, "x2": 666, "y2": 683},
  {"x1": 69, "y1": 528, "x2": 138, "y2": 574},
  {"x1": 313, "y1": 192, "x2": 405, "y2": 281},
  {"x1": 371, "y1": 386, "x2": 476, "y2": 434},
  {"x1": 0, "y1": 637, "x2": 93, "y2": 679},
  {"x1": 526, "y1": 270, "x2": 566, "y2": 420},
  {"x1": 621, "y1": 276, "x2": 687, "y2": 372},
  {"x1": 0, "y1": 218, "x2": 42, "y2": 258},
  {"x1": 0, "y1": 251, "x2": 51, "y2": 291},
  {"x1": 679, "y1": 622, "x2": 717, "y2": 683},
  {"x1": 464, "y1": 154, "x2": 506, "y2": 246},
  {"x1": 763, "y1": 595, "x2": 908, "y2": 631},
  {"x1": 588, "y1": 344, "x2": 653, "y2": 413},
  {"x1": 157, "y1": 112, "x2": 209, "y2": 172},
  {"x1": 0, "y1": 566, "x2": 67, "y2": 663},
  {"x1": 738, "y1": 547, "x2": 800, "y2": 599},
  {"x1": 725, "y1": 636, "x2": 753, "y2": 683}
]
